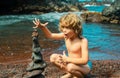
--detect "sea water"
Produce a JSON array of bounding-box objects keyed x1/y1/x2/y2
[{"x1": 0, "y1": 7, "x2": 120, "y2": 60}]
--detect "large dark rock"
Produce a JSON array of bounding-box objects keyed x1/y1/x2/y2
[
  {"x1": 0, "y1": 0, "x2": 87, "y2": 15},
  {"x1": 102, "y1": 0, "x2": 120, "y2": 17},
  {"x1": 102, "y1": 0, "x2": 120, "y2": 22},
  {"x1": 81, "y1": 12, "x2": 103, "y2": 23},
  {"x1": 0, "y1": 0, "x2": 18, "y2": 14}
]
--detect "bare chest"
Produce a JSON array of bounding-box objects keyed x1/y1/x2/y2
[{"x1": 65, "y1": 40, "x2": 81, "y2": 53}]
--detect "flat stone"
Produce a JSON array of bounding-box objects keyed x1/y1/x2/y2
[
  {"x1": 23, "y1": 70, "x2": 44, "y2": 78},
  {"x1": 26, "y1": 62, "x2": 46, "y2": 72}
]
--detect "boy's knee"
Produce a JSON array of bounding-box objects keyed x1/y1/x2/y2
[
  {"x1": 50, "y1": 54, "x2": 58, "y2": 63},
  {"x1": 66, "y1": 63, "x2": 75, "y2": 72}
]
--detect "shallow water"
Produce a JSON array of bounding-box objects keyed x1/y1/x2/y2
[
  {"x1": 0, "y1": 12, "x2": 120, "y2": 62},
  {"x1": 83, "y1": 5, "x2": 106, "y2": 12}
]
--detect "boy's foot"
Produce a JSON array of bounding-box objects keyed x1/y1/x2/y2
[
  {"x1": 73, "y1": 76, "x2": 78, "y2": 78},
  {"x1": 73, "y1": 74, "x2": 84, "y2": 78},
  {"x1": 61, "y1": 73, "x2": 73, "y2": 78}
]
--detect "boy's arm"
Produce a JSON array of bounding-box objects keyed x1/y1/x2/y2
[
  {"x1": 41, "y1": 26, "x2": 64, "y2": 40},
  {"x1": 33, "y1": 18, "x2": 64, "y2": 40},
  {"x1": 64, "y1": 38, "x2": 89, "y2": 65}
]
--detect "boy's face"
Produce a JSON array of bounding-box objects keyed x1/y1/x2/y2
[{"x1": 62, "y1": 27, "x2": 76, "y2": 39}]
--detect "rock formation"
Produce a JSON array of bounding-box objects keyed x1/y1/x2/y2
[
  {"x1": 102, "y1": 0, "x2": 120, "y2": 24},
  {"x1": 24, "y1": 29, "x2": 47, "y2": 78}
]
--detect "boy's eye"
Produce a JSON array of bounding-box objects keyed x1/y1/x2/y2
[
  {"x1": 61, "y1": 26, "x2": 73, "y2": 30},
  {"x1": 62, "y1": 26, "x2": 66, "y2": 28},
  {"x1": 66, "y1": 27, "x2": 69, "y2": 29},
  {"x1": 66, "y1": 27, "x2": 72, "y2": 29},
  {"x1": 62, "y1": 26, "x2": 70, "y2": 29}
]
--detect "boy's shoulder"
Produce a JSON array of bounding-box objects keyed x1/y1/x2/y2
[{"x1": 81, "y1": 37, "x2": 88, "y2": 43}]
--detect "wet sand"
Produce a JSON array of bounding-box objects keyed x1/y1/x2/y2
[{"x1": 0, "y1": 32, "x2": 62, "y2": 63}]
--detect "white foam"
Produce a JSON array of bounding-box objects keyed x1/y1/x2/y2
[{"x1": 0, "y1": 12, "x2": 82, "y2": 26}]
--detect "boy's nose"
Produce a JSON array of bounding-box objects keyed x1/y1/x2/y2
[{"x1": 63, "y1": 28, "x2": 67, "y2": 32}]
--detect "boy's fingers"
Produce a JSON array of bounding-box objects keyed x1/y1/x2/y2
[
  {"x1": 37, "y1": 19, "x2": 40, "y2": 22},
  {"x1": 35, "y1": 18, "x2": 37, "y2": 22},
  {"x1": 44, "y1": 22, "x2": 48, "y2": 26},
  {"x1": 63, "y1": 51, "x2": 65, "y2": 54},
  {"x1": 35, "y1": 18, "x2": 40, "y2": 22},
  {"x1": 41, "y1": 22, "x2": 48, "y2": 27},
  {"x1": 33, "y1": 26, "x2": 37, "y2": 28},
  {"x1": 33, "y1": 20, "x2": 37, "y2": 25},
  {"x1": 59, "y1": 55, "x2": 62, "y2": 59},
  {"x1": 45, "y1": 22, "x2": 48, "y2": 25},
  {"x1": 63, "y1": 50, "x2": 66, "y2": 56}
]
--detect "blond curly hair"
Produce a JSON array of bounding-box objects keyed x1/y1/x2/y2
[{"x1": 59, "y1": 13, "x2": 83, "y2": 39}]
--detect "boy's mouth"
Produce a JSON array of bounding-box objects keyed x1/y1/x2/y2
[{"x1": 64, "y1": 33, "x2": 68, "y2": 37}]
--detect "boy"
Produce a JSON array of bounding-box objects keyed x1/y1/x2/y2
[{"x1": 33, "y1": 13, "x2": 91, "y2": 78}]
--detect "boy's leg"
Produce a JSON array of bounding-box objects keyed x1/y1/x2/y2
[
  {"x1": 50, "y1": 54, "x2": 89, "y2": 77},
  {"x1": 50, "y1": 54, "x2": 73, "y2": 78},
  {"x1": 61, "y1": 73, "x2": 73, "y2": 78},
  {"x1": 66, "y1": 63, "x2": 90, "y2": 78}
]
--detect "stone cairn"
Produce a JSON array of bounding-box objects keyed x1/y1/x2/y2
[{"x1": 24, "y1": 28, "x2": 47, "y2": 78}]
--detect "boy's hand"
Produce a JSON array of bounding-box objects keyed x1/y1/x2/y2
[
  {"x1": 33, "y1": 18, "x2": 48, "y2": 28},
  {"x1": 56, "y1": 55, "x2": 67, "y2": 68}
]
